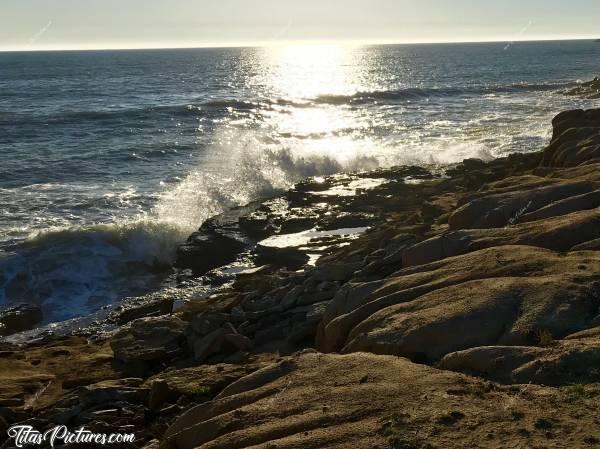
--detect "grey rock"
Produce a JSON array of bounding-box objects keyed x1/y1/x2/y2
[
  {"x1": 296, "y1": 290, "x2": 336, "y2": 306},
  {"x1": 223, "y1": 333, "x2": 254, "y2": 351},
  {"x1": 243, "y1": 295, "x2": 279, "y2": 313},
  {"x1": 280, "y1": 286, "x2": 303, "y2": 310},
  {"x1": 190, "y1": 313, "x2": 229, "y2": 336},
  {"x1": 142, "y1": 440, "x2": 161, "y2": 449},
  {"x1": 148, "y1": 380, "x2": 179, "y2": 411},
  {"x1": 312, "y1": 262, "x2": 361, "y2": 282},
  {"x1": 230, "y1": 306, "x2": 246, "y2": 324},
  {"x1": 111, "y1": 316, "x2": 186, "y2": 364},
  {"x1": 192, "y1": 327, "x2": 226, "y2": 363},
  {"x1": 111, "y1": 295, "x2": 174, "y2": 325}
]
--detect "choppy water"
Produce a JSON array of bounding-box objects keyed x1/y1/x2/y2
[{"x1": 1, "y1": 41, "x2": 599, "y2": 324}]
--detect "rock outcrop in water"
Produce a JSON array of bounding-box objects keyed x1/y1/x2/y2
[
  {"x1": 1, "y1": 109, "x2": 600, "y2": 448},
  {"x1": 565, "y1": 77, "x2": 600, "y2": 99},
  {"x1": 0, "y1": 304, "x2": 42, "y2": 336}
]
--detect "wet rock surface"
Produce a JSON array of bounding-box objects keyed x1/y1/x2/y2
[
  {"x1": 175, "y1": 166, "x2": 440, "y2": 274},
  {"x1": 2, "y1": 109, "x2": 600, "y2": 448},
  {"x1": 565, "y1": 77, "x2": 600, "y2": 99},
  {"x1": 0, "y1": 304, "x2": 42, "y2": 336}
]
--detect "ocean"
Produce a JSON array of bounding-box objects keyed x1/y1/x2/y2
[{"x1": 0, "y1": 40, "x2": 598, "y2": 325}]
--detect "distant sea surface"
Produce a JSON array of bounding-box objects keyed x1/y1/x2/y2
[{"x1": 1, "y1": 41, "x2": 599, "y2": 324}]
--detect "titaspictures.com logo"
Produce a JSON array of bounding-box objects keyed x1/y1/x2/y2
[{"x1": 7, "y1": 425, "x2": 136, "y2": 447}]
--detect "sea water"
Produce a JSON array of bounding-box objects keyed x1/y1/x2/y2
[{"x1": 1, "y1": 41, "x2": 598, "y2": 323}]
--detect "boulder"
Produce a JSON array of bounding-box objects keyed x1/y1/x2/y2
[
  {"x1": 541, "y1": 109, "x2": 600, "y2": 167},
  {"x1": 186, "y1": 313, "x2": 253, "y2": 363},
  {"x1": 190, "y1": 313, "x2": 230, "y2": 336},
  {"x1": 402, "y1": 207, "x2": 600, "y2": 267},
  {"x1": 318, "y1": 246, "x2": 600, "y2": 356},
  {"x1": 549, "y1": 108, "x2": 600, "y2": 140},
  {"x1": 0, "y1": 304, "x2": 42, "y2": 336},
  {"x1": 512, "y1": 336, "x2": 600, "y2": 386},
  {"x1": 191, "y1": 327, "x2": 227, "y2": 363},
  {"x1": 311, "y1": 262, "x2": 362, "y2": 282},
  {"x1": 148, "y1": 379, "x2": 179, "y2": 411},
  {"x1": 110, "y1": 294, "x2": 174, "y2": 325},
  {"x1": 176, "y1": 230, "x2": 246, "y2": 275},
  {"x1": 255, "y1": 245, "x2": 309, "y2": 270},
  {"x1": 448, "y1": 180, "x2": 595, "y2": 230},
  {"x1": 175, "y1": 206, "x2": 256, "y2": 275},
  {"x1": 438, "y1": 346, "x2": 548, "y2": 383},
  {"x1": 110, "y1": 316, "x2": 186, "y2": 365}
]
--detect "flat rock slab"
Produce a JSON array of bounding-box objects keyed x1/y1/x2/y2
[{"x1": 161, "y1": 352, "x2": 600, "y2": 449}]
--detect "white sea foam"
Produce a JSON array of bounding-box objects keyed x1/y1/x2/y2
[
  {"x1": 0, "y1": 127, "x2": 385, "y2": 324},
  {"x1": 153, "y1": 127, "x2": 381, "y2": 232}
]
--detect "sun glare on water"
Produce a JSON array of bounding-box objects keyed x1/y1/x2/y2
[
  {"x1": 260, "y1": 44, "x2": 376, "y2": 161},
  {"x1": 265, "y1": 44, "x2": 360, "y2": 99}
]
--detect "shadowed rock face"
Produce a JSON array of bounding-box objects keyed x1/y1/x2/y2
[
  {"x1": 403, "y1": 207, "x2": 600, "y2": 267},
  {"x1": 542, "y1": 108, "x2": 600, "y2": 166},
  {"x1": 439, "y1": 328, "x2": 600, "y2": 386},
  {"x1": 0, "y1": 304, "x2": 43, "y2": 336}
]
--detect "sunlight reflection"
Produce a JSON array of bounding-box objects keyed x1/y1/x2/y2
[
  {"x1": 265, "y1": 44, "x2": 360, "y2": 100},
  {"x1": 258, "y1": 44, "x2": 374, "y2": 163}
]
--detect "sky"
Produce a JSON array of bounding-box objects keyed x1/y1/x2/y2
[{"x1": 1, "y1": 0, "x2": 599, "y2": 51}]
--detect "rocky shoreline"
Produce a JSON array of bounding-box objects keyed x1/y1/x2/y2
[{"x1": 1, "y1": 106, "x2": 600, "y2": 448}]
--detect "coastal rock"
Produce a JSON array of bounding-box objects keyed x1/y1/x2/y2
[
  {"x1": 341, "y1": 276, "x2": 598, "y2": 362},
  {"x1": 186, "y1": 313, "x2": 253, "y2": 363},
  {"x1": 564, "y1": 78, "x2": 600, "y2": 100},
  {"x1": 0, "y1": 304, "x2": 43, "y2": 336},
  {"x1": 438, "y1": 346, "x2": 548, "y2": 383},
  {"x1": 512, "y1": 334, "x2": 600, "y2": 386},
  {"x1": 160, "y1": 352, "x2": 600, "y2": 449},
  {"x1": 42, "y1": 378, "x2": 150, "y2": 425},
  {"x1": 145, "y1": 363, "x2": 265, "y2": 410},
  {"x1": 79, "y1": 379, "x2": 150, "y2": 407},
  {"x1": 318, "y1": 246, "x2": 600, "y2": 355},
  {"x1": 255, "y1": 244, "x2": 310, "y2": 270},
  {"x1": 110, "y1": 293, "x2": 174, "y2": 325},
  {"x1": 402, "y1": 207, "x2": 600, "y2": 267},
  {"x1": 176, "y1": 230, "x2": 246, "y2": 275},
  {"x1": 541, "y1": 108, "x2": 600, "y2": 167},
  {"x1": 111, "y1": 316, "x2": 186, "y2": 367},
  {"x1": 191, "y1": 327, "x2": 227, "y2": 363},
  {"x1": 518, "y1": 189, "x2": 600, "y2": 224},
  {"x1": 175, "y1": 204, "x2": 259, "y2": 275},
  {"x1": 8, "y1": 109, "x2": 600, "y2": 444},
  {"x1": 448, "y1": 180, "x2": 595, "y2": 230},
  {"x1": 190, "y1": 313, "x2": 229, "y2": 336},
  {"x1": 311, "y1": 262, "x2": 361, "y2": 282}
]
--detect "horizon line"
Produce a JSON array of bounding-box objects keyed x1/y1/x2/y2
[{"x1": 1, "y1": 36, "x2": 598, "y2": 53}]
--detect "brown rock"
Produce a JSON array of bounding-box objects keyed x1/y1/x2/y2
[
  {"x1": 159, "y1": 352, "x2": 600, "y2": 449},
  {"x1": 438, "y1": 346, "x2": 548, "y2": 383},
  {"x1": 318, "y1": 246, "x2": 600, "y2": 356}
]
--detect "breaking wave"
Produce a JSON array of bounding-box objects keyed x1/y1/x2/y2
[
  {"x1": 0, "y1": 220, "x2": 185, "y2": 323},
  {"x1": 0, "y1": 127, "x2": 381, "y2": 324}
]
